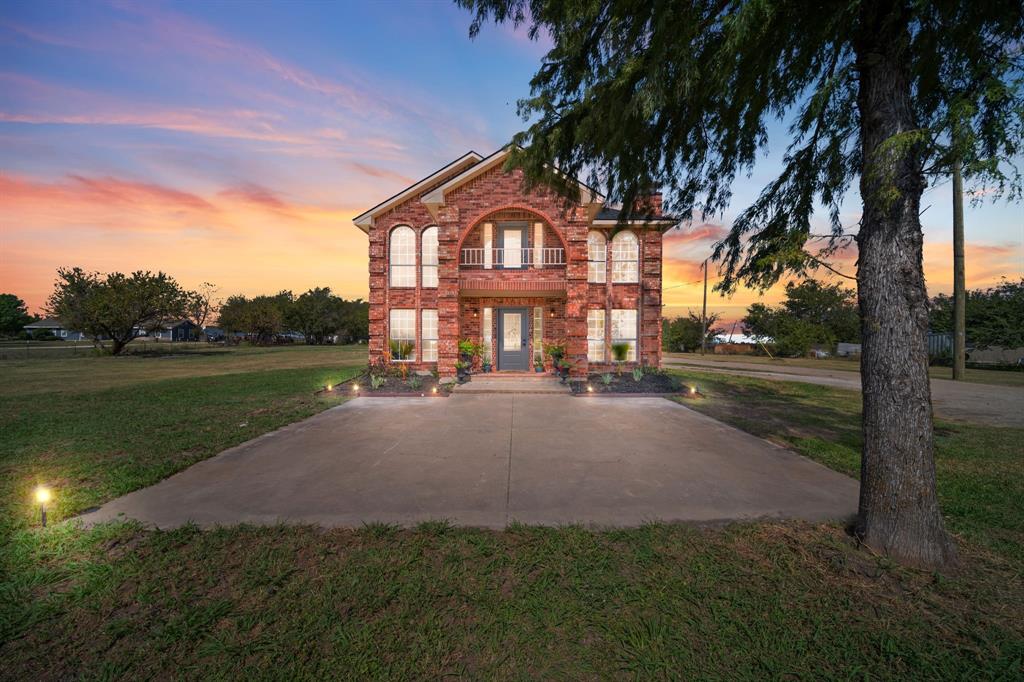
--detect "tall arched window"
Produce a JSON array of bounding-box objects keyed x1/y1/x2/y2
[
  {"x1": 421, "y1": 226, "x2": 438, "y2": 288},
  {"x1": 611, "y1": 230, "x2": 639, "y2": 283},
  {"x1": 389, "y1": 225, "x2": 415, "y2": 287},
  {"x1": 587, "y1": 231, "x2": 607, "y2": 283}
]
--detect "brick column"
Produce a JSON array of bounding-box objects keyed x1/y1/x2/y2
[
  {"x1": 564, "y1": 207, "x2": 590, "y2": 378},
  {"x1": 641, "y1": 230, "x2": 663, "y2": 366},
  {"x1": 437, "y1": 206, "x2": 461, "y2": 379},
  {"x1": 368, "y1": 224, "x2": 386, "y2": 366}
]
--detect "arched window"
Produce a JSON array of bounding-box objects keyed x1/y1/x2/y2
[
  {"x1": 587, "y1": 231, "x2": 607, "y2": 283},
  {"x1": 611, "y1": 230, "x2": 639, "y2": 283},
  {"x1": 389, "y1": 225, "x2": 415, "y2": 287},
  {"x1": 421, "y1": 226, "x2": 438, "y2": 288}
]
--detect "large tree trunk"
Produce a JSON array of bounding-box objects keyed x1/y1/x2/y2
[{"x1": 853, "y1": 4, "x2": 957, "y2": 568}]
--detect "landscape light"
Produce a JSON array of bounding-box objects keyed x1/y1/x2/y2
[
  {"x1": 35, "y1": 485, "x2": 51, "y2": 527},
  {"x1": 352, "y1": 383, "x2": 359, "y2": 391},
  {"x1": 587, "y1": 385, "x2": 593, "y2": 392},
  {"x1": 326, "y1": 384, "x2": 333, "y2": 392},
  {"x1": 690, "y1": 386, "x2": 697, "y2": 395},
  {"x1": 431, "y1": 387, "x2": 438, "y2": 394}
]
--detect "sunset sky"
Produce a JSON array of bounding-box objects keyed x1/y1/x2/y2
[{"x1": 2, "y1": 1, "x2": 1021, "y2": 325}]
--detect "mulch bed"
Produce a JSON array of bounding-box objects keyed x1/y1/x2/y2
[
  {"x1": 570, "y1": 371, "x2": 689, "y2": 395},
  {"x1": 316, "y1": 374, "x2": 451, "y2": 398}
]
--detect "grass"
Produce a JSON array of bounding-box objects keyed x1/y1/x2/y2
[
  {"x1": 1, "y1": 348, "x2": 1023, "y2": 678},
  {"x1": 665, "y1": 351, "x2": 1024, "y2": 387},
  {"x1": 669, "y1": 369, "x2": 1024, "y2": 562}
]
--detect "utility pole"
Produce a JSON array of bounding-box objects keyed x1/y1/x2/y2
[
  {"x1": 700, "y1": 257, "x2": 709, "y2": 355},
  {"x1": 952, "y1": 160, "x2": 966, "y2": 380}
]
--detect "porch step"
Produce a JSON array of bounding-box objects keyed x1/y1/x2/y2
[{"x1": 454, "y1": 376, "x2": 571, "y2": 394}]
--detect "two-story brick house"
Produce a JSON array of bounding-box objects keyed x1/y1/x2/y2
[{"x1": 353, "y1": 148, "x2": 676, "y2": 380}]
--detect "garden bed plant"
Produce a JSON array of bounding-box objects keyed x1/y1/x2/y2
[
  {"x1": 571, "y1": 366, "x2": 685, "y2": 394},
  {"x1": 319, "y1": 357, "x2": 451, "y2": 396}
]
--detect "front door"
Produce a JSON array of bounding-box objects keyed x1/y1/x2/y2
[{"x1": 497, "y1": 308, "x2": 529, "y2": 371}]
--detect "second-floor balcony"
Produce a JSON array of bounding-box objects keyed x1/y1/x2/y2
[{"x1": 460, "y1": 247, "x2": 565, "y2": 270}]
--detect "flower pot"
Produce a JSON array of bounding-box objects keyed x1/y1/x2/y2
[
  {"x1": 482, "y1": 363, "x2": 492, "y2": 373},
  {"x1": 534, "y1": 366, "x2": 544, "y2": 373}
]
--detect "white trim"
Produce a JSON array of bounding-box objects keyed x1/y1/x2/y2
[{"x1": 352, "y1": 152, "x2": 483, "y2": 232}]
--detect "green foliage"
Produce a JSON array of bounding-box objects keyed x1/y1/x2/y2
[
  {"x1": 217, "y1": 289, "x2": 368, "y2": 346},
  {"x1": 218, "y1": 292, "x2": 292, "y2": 344},
  {"x1": 601, "y1": 372, "x2": 613, "y2": 386},
  {"x1": 388, "y1": 339, "x2": 415, "y2": 361},
  {"x1": 743, "y1": 279, "x2": 858, "y2": 355},
  {"x1": 407, "y1": 374, "x2": 423, "y2": 390},
  {"x1": 46, "y1": 267, "x2": 187, "y2": 355},
  {"x1": 370, "y1": 374, "x2": 386, "y2": 390},
  {"x1": 460, "y1": 338, "x2": 483, "y2": 358},
  {"x1": 611, "y1": 342, "x2": 630, "y2": 362},
  {"x1": 0, "y1": 294, "x2": 35, "y2": 336},
  {"x1": 631, "y1": 367, "x2": 643, "y2": 383},
  {"x1": 457, "y1": 0, "x2": 1023, "y2": 290},
  {"x1": 543, "y1": 341, "x2": 566, "y2": 360},
  {"x1": 928, "y1": 277, "x2": 1024, "y2": 348},
  {"x1": 662, "y1": 311, "x2": 723, "y2": 352}
]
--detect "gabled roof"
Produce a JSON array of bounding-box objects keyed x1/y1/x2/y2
[
  {"x1": 24, "y1": 317, "x2": 65, "y2": 329},
  {"x1": 419, "y1": 147, "x2": 605, "y2": 216},
  {"x1": 352, "y1": 151, "x2": 483, "y2": 232}
]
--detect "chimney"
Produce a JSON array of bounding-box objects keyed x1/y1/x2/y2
[{"x1": 631, "y1": 192, "x2": 663, "y2": 216}]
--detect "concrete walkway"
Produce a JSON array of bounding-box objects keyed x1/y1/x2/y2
[
  {"x1": 664, "y1": 356, "x2": 1023, "y2": 427},
  {"x1": 77, "y1": 395, "x2": 858, "y2": 530}
]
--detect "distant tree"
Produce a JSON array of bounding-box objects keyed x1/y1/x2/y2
[
  {"x1": 184, "y1": 282, "x2": 220, "y2": 340},
  {"x1": 929, "y1": 277, "x2": 1024, "y2": 348},
  {"x1": 337, "y1": 298, "x2": 370, "y2": 343},
  {"x1": 217, "y1": 292, "x2": 291, "y2": 344},
  {"x1": 291, "y1": 287, "x2": 341, "y2": 344},
  {"x1": 46, "y1": 268, "x2": 187, "y2": 355},
  {"x1": 663, "y1": 311, "x2": 722, "y2": 352},
  {"x1": 0, "y1": 294, "x2": 35, "y2": 336},
  {"x1": 743, "y1": 279, "x2": 858, "y2": 355}
]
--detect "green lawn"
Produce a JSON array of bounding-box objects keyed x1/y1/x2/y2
[
  {"x1": 2, "y1": 348, "x2": 1022, "y2": 678},
  {"x1": 665, "y1": 351, "x2": 1024, "y2": 387}
]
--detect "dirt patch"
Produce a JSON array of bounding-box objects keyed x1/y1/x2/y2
[{"x1": 571, "y1": 371, "x2": 683, "y2": 394}]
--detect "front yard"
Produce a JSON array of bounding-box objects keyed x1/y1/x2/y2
[{"x1": 1, "y1": 347, "x2": 1022, "y2": 678}]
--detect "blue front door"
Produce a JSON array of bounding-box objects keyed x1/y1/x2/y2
[{"x1": 497, "y1": 308, "x2": 529, "y2": 370}]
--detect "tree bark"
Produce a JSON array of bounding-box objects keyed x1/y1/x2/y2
[{"x1": 853, "y1": 3, "x2": 957, "y2": 568}]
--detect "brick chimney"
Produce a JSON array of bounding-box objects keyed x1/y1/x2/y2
[{"x1": 631, "y1": 192, "x2": 663, "y2": 216}]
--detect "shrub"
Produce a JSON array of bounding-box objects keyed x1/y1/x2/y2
[
  {"x1": 407, "y1": 374, "x2": 422, "y2": 390},
  {"x1": 632, "y1": 367, "x2": 643, "y2": 382},
  {"x1": 370, "y1": 374, "x2": 386, "y2": 390},
  {"x1": 611, "y1": 342, "x2": 630, "y2": 362},
  {"x1": 601, "y1": 372, "x2": 614, "y2": 386}
]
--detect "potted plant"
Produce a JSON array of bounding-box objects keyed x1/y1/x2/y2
[
  {"x1": 482, "y1": 346, "x2": 493, "y2": 373},
  {"x1": 611, "y1": 342, "x2": 630, "y2": 373},
  {"x1": 534, "y1": 360, "x2": 544, "y2": 373},
  {"x1": 544, "y1": 341, "x2": 566, "y2": 374},
  {"x1": 455, "y1": 360, "x2": 469, "y2": 382},
  {"x1": 458, "y1": 338, "x2": 480, "y2": 370},
  {"x1": 556, "y1": 357, "x2": 573, "y2": 383},
  {"x1": 389, "y1": 339, "x2": 415, "y2": 363}
]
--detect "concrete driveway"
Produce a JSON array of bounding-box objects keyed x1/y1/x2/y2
[{"x1": 78, "y1": 395, "x2": 858, "y2": 529}]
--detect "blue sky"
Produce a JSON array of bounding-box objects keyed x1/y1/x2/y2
[{"x1": 1, "y1": 0, "x2": 1020, "y2": 320}]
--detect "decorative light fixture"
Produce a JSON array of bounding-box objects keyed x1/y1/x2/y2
[
  {"x1": 35, "y1": 485, "x2": 51, "y2": 527},
  {"x1": 431, "y1": 386, "x2": 438, "y2": 394},
  {"x1": 352, "y1": 383, "x2": 360, "y2": 392},
  {"x1": 326, "y1": 384, "x2": 333, "y2": 392},
  {"x1": 587, "y1": 385, "x2": 593, "y2": 393},
  {"x1": 690, "y1": 386, "x2": 697, "y2": 395}
]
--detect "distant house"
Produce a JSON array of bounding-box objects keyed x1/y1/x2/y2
[
  {"x1": 23, "y1": 317, "x2": 87, "y2": 340},
  {"x1": 153, "y1": 320, "x2": 197, "y2": 342},
  {"x1": 836, "y1": 342, "x2": 862, "y2": 357}
]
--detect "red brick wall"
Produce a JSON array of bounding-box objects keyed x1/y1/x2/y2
[{"x1": 365, "y1": 161, "x2": 663, "y2": 378}]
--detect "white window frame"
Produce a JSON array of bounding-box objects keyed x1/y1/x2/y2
[
  {"x1": 533, "y1": 307, "x2": 543, "y2": 364},
  {"x1": 588, "y1": 231, "x2": 607, "y2": 283},
  {"x1": 389, "y1": 226, "x2": 416, "y2": 288},
  {"x1": 421, "y1": 309, "x2": 438, "y2": 361},
  {"x1": 611, "y1": 309, "x2": 638, "y2": 362},
  {"x1": 389, "y1": 308, "x2": 415, "y2": 362},
  {"x1": 611, "y1": 231, "x2": 639, "y2": 283},
  {"x1": 421, "y1": 226, "x2": 438, "y2": 288},
  {"x1": 587, "y1": 309, "x2": 606, "y2": 362},
  {"x1": 482, "y1": 307, "x2": 493, "y2": 363}
]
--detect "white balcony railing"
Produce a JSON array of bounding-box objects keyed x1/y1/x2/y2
[{"x1": 460, "y1": 247, "x2": 565, "y2": 268}]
